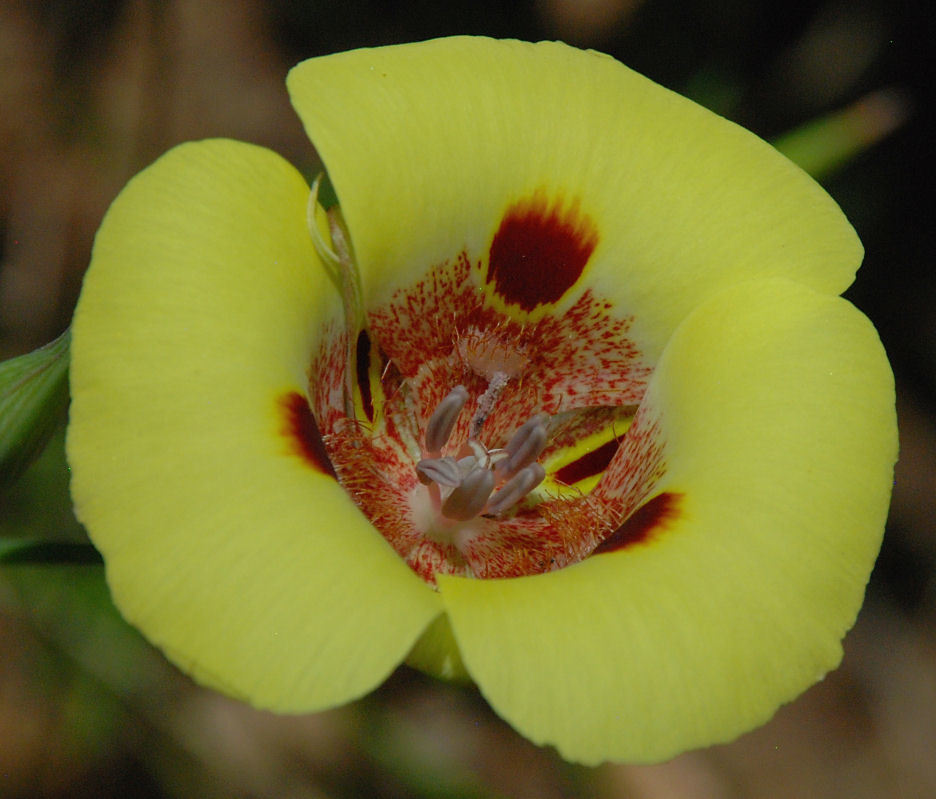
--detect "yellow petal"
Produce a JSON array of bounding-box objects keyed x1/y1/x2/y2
[
  {"x1": 438, "y1": 278, "x2": 895, "y2": 764},
  {"x1": 287, "y1": 37, "x2": 861, "y2": 360},
  {"x1": 68, "y1": 139, "x2": 440, "y2": 711}
]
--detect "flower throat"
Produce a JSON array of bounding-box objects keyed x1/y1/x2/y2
[{"x1": 297, "y1": 193, "x2": 669, "y2": 585}]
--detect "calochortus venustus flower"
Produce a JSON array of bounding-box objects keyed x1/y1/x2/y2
[{"x1": 67, "y1": 37, "x2": 896, "y2": 764}]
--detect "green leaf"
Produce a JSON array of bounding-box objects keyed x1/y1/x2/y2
[
  {"x1": 0, "y1": 328, "x2": 70, "y2": 490},
  {"x1": 773, "y1": 89, "x2": 909, "y2": 181}
]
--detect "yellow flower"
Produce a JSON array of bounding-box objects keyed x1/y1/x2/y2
[{"x1": 67, "y1": 37, "x2": 896, "y2": 764}]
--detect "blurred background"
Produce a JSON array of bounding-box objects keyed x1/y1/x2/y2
[{"x1": 1, "y1": 1, "x2": 933, "y2": 796}]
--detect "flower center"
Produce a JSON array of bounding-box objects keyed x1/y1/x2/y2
[
  {"x1": 300, "y1": 300, "x2": 673, "y2": 585},
  {"x1": 302, "y1": 198, "x2": 665, "y2": 585},
  {"x1": 413, "y1": 384, "x2": 548, "y2": 538}
]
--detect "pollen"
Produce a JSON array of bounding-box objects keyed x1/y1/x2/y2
[{"x1": 455, "y1": 325, "x2": 530, "y2": 381}]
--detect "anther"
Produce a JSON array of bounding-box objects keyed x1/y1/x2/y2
[
  {"x1": 425, "y1": 385, "x2": 468, "y2": 454},
  {"x1": 416, "y1": 457, "x2": 461, "y2": 487},
  {"x1": 487, "y1": 463, "x2": 546, "y2": 516},
  {"x1": 441, "y1": 467, "x2": 496, "y2": 521},
  {"x1": 497, "y1": 413, "x2": 549, "y2": 480}
]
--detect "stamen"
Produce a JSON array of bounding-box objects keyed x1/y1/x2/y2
[
  {"x1": 416, "y1": 457, "x2": 461, "y2": 487},
  {"x1": 497, "y1": 413, "x2": 549, "y2": 479},
  {"x1": 456, "y1": 454, "x2": 481, "y2": 473},
  {"x1": 441, "y1": 466, "x2": 496, "y2": 521},
  {"x1": 487, "y1": 463, "x2": 546, "y2": 516},
  {"x1": 425, "y1": 385, "x2": 468, "y2": 455},
  {"x1": 416, "y1": 388, "x2": 552, "y2": 526}
]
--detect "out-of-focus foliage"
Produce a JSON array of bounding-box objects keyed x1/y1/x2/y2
[{"x1": 0, "y1": 329, "x2": 69, "y2": 491}]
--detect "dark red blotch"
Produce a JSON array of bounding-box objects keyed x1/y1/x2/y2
[
  {"x1": 355, "y1": 330, "x2": 374, "y2": 423},
  {"x1": 487, "y1": 196, "x2": 598, "y2": 311},
  {"x1": 554, "y1": 438, "x2": 620, "y2": 485},
  {"x1": 280, "y1": 392, "x2": 336, "y2": 478},
  {"x1": 593, "y1": 492, "x2": 682, "y2": 554}
]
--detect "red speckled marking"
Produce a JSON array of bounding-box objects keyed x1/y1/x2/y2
[
  {"x1": 539, "y1": 409, "x2": 667, "y2": 561},
  {"x1": 279, "y1": 392, "x2": 336, "y2": 478},
  {"x1": 307, "y1": 322, "x2": 350, "y2": 433},
  {"x1": 367, "y1": 252, "x2": 650, "y2": 427},
  {"x1": 554, "y1": 438, "x2": 621, "y2": 486},
  {"x1": 488, "y1": 194, "x2": 598, "y2": 311},
  {"x1": 593, "y1": 492, "x2": 682, "y2": 553}
]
